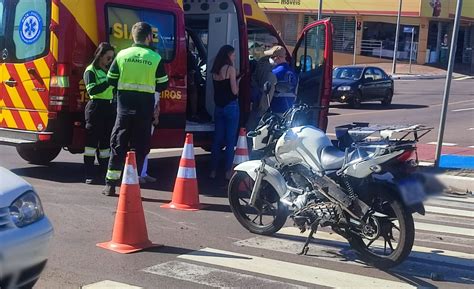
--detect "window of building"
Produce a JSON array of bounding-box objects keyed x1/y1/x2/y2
[
  {"x1": 305, "y1": 15, "x2": 355, "y2": 53},
  {"x1": 11, "y1": 0, "x2": 49, "y2": 61},
  {"x1": 107, "y1": 6, "x2": 176, "y2": 62}
]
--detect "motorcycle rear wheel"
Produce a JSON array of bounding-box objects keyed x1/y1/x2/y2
[
  {"x1": 228, "y1": 171, "x2": 288, "y2": 235},
  {"x1": 348, "y1": 190, "x2": 415, "y2": 269}
]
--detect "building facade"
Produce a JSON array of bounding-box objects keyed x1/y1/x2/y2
[{"x1": 257, "y1": 0, "x2": 474, "y2": 71}]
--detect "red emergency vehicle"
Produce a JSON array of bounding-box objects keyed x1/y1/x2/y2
[{"x1": 0, "y1": 0, "x2": 332, "y2": 164}]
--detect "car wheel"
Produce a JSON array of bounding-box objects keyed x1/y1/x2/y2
[
  {"x1": 350, "y1": 91, "x2": 362, "y2": 109},
  {"x1": 381, "y1": 89, "x2": 393, "y2": 106}
]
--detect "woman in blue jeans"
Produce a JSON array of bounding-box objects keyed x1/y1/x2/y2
[{"x1": 209, "y1": 45, "x2": 240, "y2": 180}]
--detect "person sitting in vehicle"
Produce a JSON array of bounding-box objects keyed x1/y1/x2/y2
[{"x1": 264, "y1": 45, "x2": 297, "y2": 115}]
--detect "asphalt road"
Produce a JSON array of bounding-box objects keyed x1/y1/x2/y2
[
  {"x1": 327, "y1": 78, "x2": 474, "y2": 148},
  {"x1": 1, "y1": 144, "x2": 473, "y2": 289}
]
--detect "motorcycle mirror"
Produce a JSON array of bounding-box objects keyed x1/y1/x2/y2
[{"x1": 247, "y1": 130, "x2": 261, "y2": 138}]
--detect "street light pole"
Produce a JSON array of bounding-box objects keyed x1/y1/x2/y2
[
  {"x1": 435, "y1": 0, "x2": 463, "y2": 167},
  {"x1": 318, "y1": 0, "x2": 323, "y2": 20},
  {"x1": 353, "y1": 19, "x2": 358, "y2": 65},
  {"x1": 391, "y1": 0, "x2": 402, "y2": 75},
  {"x1": 409, "y1": 27, "x2": 415, "y2": 73}
]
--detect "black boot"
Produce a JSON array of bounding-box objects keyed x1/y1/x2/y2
[
  {"x1": 84, "y1": 155, "x2": 96, "y2": 184},
  {"x1": 98, "y1": 157, "x2": 109, "y2": 185},
  {"x1": 102, "y1": 184, "x2": 116, "y2": 196}
]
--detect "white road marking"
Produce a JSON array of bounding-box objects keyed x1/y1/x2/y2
[
  {"x1": 469, "y1": 146, "x2": 474, "y2": 148},
  {"x1": 452, "y1": 108, "x2": 474, "y2": 112},
  {"x1": 143, "y1": 261, "x2": 307, "y2": 289},
  {"x1": 178, "y1": 248, "x2": 416, "y2": 289},
  {"x1": 426, "y1": 142, "x2": 457, "y2": 146},
  {"x1": 468, "y1": 128, "x2": 474, "y2": 131},
  {"x1": 425, "y1": 205, "x2": 474, "y2": 218},
  {"x1": 82, "y1": 280, "x2": 142, "y2": 289},
  {"x1": 277, "y1": 228, "x2": 474, "y2": 266},
  {"x1": 455, "y1": 76, "x2": 474, "y2": 81},
  {"x1": 415, "y1": 222, "x2": 473, "y2": 236},
  {"x1": 435, "y1": 195, "x2": 474, "y2": 204}
]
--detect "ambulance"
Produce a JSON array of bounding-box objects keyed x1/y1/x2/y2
[{"x1": 0, "y1": 0, "x2": 333, "y2": 164}]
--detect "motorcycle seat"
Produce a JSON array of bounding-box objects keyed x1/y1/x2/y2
[{"x1": 320, "y1": 146, "x2": 348, "y2": 171}]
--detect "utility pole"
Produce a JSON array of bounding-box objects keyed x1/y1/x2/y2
[
  {"x1": 353, "y1": 19, "x2": 358, "y2": 65},
  {"x1": 318, "y1": 0, "x2": 323, "y2": 20},
  {"x1": 409, "y1": 27, "x2": 415, "y2": 73},
  {"x1": 435, "y1": 0, "x2": 463, "y2": 167},
  {"x1": 391, "y1": 0, "x2": 402, "y2": 75}
]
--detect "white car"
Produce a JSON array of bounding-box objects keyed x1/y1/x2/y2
[{"x1": 0, "y1": 167, "x2": 53, "y2": 289}]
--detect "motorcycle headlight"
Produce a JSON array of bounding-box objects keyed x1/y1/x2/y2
[
  {"x1": 10, "y1": 191, "x2": 45, "y2": 228},
  {"x1": 337, "y1": 86, "x2": 352, "y2": 91}
]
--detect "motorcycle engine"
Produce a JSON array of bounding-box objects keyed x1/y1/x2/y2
[{"x1": 292, "y1": 201, "x2": 342, "y2": 232}]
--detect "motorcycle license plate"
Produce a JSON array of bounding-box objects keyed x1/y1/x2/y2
[{"x1": 398, "y1": 178, "x2": 426, "y2": 206}]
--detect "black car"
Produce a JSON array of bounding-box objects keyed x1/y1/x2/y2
[{"x1": 331, "y1": 66, "x2": 394, "y2": 108}]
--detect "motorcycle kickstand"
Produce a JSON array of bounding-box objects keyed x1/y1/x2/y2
[{"x1": 298, "y1": 221, "x2": 319, "y2": 256}]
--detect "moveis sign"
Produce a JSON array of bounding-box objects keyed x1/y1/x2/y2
[{"x1": 258, "y1": 0, "x2": 302, "y2": 5}]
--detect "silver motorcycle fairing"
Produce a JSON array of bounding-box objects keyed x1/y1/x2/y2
[
  {"x1": 234, "y1": 160, "x2": 287, "y2": 197},
  {"x1": 275, "y1": 126, "x2": 333, "y2": 172},
  {"x1": 344, "y1": 150, "x2": 404, "y2": 178}
]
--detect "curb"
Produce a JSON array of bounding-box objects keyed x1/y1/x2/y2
[
  {"x1": 391, "y1": 74, "x2": 473, "y2": 80},
  {"x1": 434, "y1": 174, "x2": 474, "y2": 195},
  {"x1": 391, "y1": 74, "x2": 446, "y2": 80},
  {"x1": 419, "y1": 164, "x2": 474, "y2": 195}
]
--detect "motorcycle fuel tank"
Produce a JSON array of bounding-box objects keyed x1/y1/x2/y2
[{"x1": 275, "y1": 126, "x2": 332, "y2": 172}]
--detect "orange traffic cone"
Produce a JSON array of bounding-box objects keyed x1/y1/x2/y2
[
  {"x1": 97, "y1": 151, "x2": 160, "y2": 253},
  {"x1": 233, "y1": 128, "x2": 249, "y2": 168},
  {"x1": 161, "y1": 133, "x2": 201, "y2": 211}
]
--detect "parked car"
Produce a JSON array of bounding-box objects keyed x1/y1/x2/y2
[
  {"x1": 331, "y1": 66, "x2": 394, "y2": 108},
  {"x1": 0, "y1": 167, "x2": 53, "y2": 289}
]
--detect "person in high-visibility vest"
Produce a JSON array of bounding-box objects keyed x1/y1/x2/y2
[
  {"x1": 83, "y1": 42, "x2": 116, "y2": 184},
  {"x1": 103, "y1": 22, "x2": 168, "y2": 196}
]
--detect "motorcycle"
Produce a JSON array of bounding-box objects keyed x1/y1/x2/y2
[{"x1": 228, "y1": 82, "x2": 433, "y2": 269}]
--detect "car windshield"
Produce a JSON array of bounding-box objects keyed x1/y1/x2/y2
[{"x1": 333, "y1": 67, "x2": 363, "y2": 80}]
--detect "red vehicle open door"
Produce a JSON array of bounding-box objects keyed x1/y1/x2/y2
[{"x1": 291, "y1": 19, "x2": 333, "y2": 131}]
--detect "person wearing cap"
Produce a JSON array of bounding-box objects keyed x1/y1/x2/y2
[{"x1": 264, "y1": 45, "x2": 297, "y2": 114}]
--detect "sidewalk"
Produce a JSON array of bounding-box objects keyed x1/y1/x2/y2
[{"x1": 360, "y1": 62, "x2": 474, "y2": 80}]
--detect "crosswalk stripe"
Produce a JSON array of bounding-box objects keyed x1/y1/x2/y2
[
  {"x1": 426, "y1": 199, "x2": 474, "y2": 210},
  {"x1": 143, "y1": 261, "x2": 307, "y2": 289},
  {"x1": 277, "y1": 228, "x2": 474, "y2": 266},
  {"x1": 424, "y1": 205, "x2": 474, "y2": 218},
  {"x1": 178, "y1": 247, "x2": 416, "y2": 289},
  {"x1": 435, "y1": 195, "x2": 474, "y2": 204},
  {"x1": 82, "y1": 280, "x2": 142, "y2": 288},
  {"x1": 415, "y1": 221, "x2": 473, "y2": 236}
]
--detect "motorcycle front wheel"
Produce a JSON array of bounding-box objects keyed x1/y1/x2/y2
[
  {"x1": 348, "y1": 189, "x2": 415, "y2": 269},
  {"x1": 228, "y1": 171, "x2": 288, "y2": 235}
]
